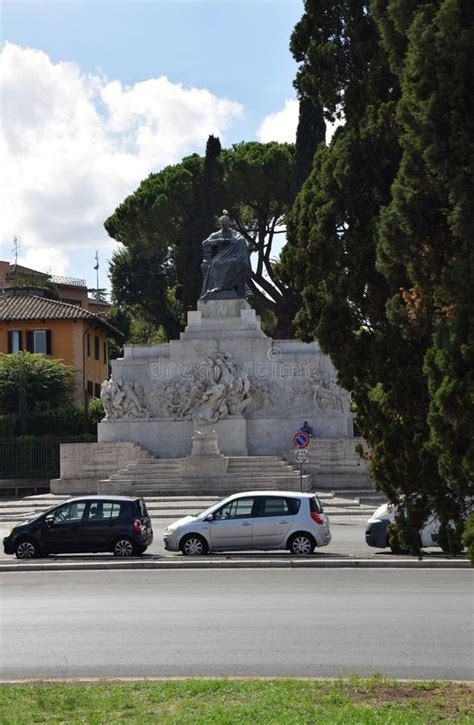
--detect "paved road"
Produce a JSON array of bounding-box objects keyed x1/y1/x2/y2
[{"x1": 1, "y1": 569, "x2": 472, "y2": 680}]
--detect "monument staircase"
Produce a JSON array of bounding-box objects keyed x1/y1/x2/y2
[{"x1": 99, "y1": 455, "x2": 311, "y2": 497}]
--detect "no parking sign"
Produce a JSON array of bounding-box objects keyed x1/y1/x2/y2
[{"x1": 293, "y1": 431, "x2": 310, "y2": 449}]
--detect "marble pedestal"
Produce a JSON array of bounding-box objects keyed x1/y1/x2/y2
[{"x1": 99, "y1": 299, "x2": 353, "y2": 457}]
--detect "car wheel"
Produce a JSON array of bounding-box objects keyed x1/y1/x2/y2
[
  {"x1": 180, "y1": 534, "x2": 208, "y2": 556},
  {"x1": 289, "y1": 533, "x2": 315, "y2": 556},
  {"x1": 15, "y1": 538, "x2": 40, "y2": 559},
  {"x1": 113, "y1": 538, "x2": 136, "y2": 557}
]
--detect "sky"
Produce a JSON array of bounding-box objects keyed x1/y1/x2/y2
[{"x1": 1, "y1": 0, "x2": 305, "y2": 293}]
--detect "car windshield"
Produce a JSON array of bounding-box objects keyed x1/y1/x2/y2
[
  {"x1": 28, "y1": 501, "x2": 70, "y2": 522},
  {"x1": 194, "y1": 499, "x2": 232, "y2": 519}
]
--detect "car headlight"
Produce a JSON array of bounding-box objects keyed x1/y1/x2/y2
[{"x1": 164, "y1": 526, "x2": 176, "y2": 535}]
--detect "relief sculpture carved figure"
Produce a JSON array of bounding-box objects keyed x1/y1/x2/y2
[
  {"x1": 312, "y1": 378, "x2": 349, "y2": 415},
  {"x1": 154, "y1": 351, "x2": 255, "y2": 423},
  {"x1": 101, "y1": 378, "x2": 152, "y2": 419}
]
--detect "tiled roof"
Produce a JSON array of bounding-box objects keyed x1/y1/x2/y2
[{"x1": 0, "y1": 294, "x2": 122, "y2": 336}]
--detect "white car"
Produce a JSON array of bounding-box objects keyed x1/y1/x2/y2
[
  {"x1": 163, "y1": 490, "x2": 332, "y2": 556},
  {"x1": 366, "y1": 502, "x2": 442, "y2": 553}
]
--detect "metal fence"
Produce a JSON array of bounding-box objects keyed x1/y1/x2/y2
[{"x1": 0, "y1": 435, "x2": 97, "y2": 480}]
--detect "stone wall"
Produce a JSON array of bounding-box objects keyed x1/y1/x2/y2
[{"x1": 50, "y1": 441, "x2": 152, "y2": 495}]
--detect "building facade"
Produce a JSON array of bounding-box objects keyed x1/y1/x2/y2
[{"x1": 0, "y1": 288, "x2": 120, "y2": 404}]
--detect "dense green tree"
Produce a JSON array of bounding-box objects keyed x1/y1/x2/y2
[
  {"x1": 105, "y1": 154, "x2": 207, "y2": 339},
  {"x1": 174, "y1": 135, "x2": 225, "y2": 310},
  {"x1": 105, "y1": 139, "x2": 295, "y2": 337},
  {"x1": 281, "y1": 0, "x2": 437, "y2": 550},
  {"x1": 292, "y1": 97, "x2": 326, "y2": 200},
  {"x1": 282, "y1": 0, "x2": 473, "y2": 553},
  {"x1": 222, "y1": 141, "x2": 294, "y2": 331},
  {"x1": 373, "y1": 0, "x2": 474, "y2": 546},
  {"x1": 0, "y1": 353, "x2": 75, "y2": 416}
]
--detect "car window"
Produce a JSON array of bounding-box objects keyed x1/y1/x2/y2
[
  {"x1": 258, "y1": 497, "x2": 300, "y2": 517},
  {"x1": 137, "y1": 499, "x2": 148, "y2": 518},
  {"x1": 53, "y1": 502, "x2": 87, "y2": 524},
  {"x1": 214, "y1": 497, "x2": 256, "y2": 520},
  {"x1": 87, "y1": 502, "x2": 124, "y2": 522},
  {"x1": 310, "y1": 496, "x2": 324, "y2": 514}
]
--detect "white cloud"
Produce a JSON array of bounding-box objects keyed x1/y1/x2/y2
[
  {"x1": 257, "y1": 98, "x2": 346, "y2": 146},
  {"x1": 18, "y1": 247, "x2": 70, "y2": 277},
  {"x1": 0, "y1": 42, "x2": 243, "y2": 265},
  {"x1": 257, "y1": 99, "x2": 298, "y2": 143},
  {"x1": 326, "y1": 116, "x2": 345, "y2": 143}
]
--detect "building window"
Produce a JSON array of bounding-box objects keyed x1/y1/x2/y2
[
  {"x1": 87, "y1": 380, "x2": 93, "y2": 397},
  {"x1": 26, "y1": 330, "x2": 51, "y2": 355},
  {"x1": 8, "y1": 330, "x2": 22, "y2": 353},
  {"x1": 94, "y1": 383, "x2": 101, "y2": 398},
  {"x1": 87, "y1": 333, "x2": 91, "y2": 357},
  {"x1": 94, "y1": 335, "x2": 100, "y2": 361}
]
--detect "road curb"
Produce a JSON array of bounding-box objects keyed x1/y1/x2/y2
[
  {"x1": 0, "y1": 557, "x2": 470, "y2": 572},
  {"x1": 0, "y1": 676, "x2": 472, "y2": 685}
]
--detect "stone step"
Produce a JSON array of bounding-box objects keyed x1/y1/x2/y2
[
  {"x1": 228, "y1": 468, "x2": 290, "y2": 472},
  {"x1": 228, "y1": 456, "x2": 287, "y2": 461},
  {"x1": 129, "y1": 476, "x2": 312, "y2": 488},
  {"x1": 108, "y1": 475, "x2": 308, "y2": 485}
]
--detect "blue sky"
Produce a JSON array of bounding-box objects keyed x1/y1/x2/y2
[{"x1": 1, "y1": 0, "x2": 303, "y2": 291}]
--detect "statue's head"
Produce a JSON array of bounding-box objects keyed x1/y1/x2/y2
[{"x1": 219, "y1": 210, "x2": 231, "y2": 229}]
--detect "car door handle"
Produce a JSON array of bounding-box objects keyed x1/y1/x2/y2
[
  {"x1": 241, "y1": 522, "x2": 252, "y2": 526},
  {"x1": 279, "y1": 520, "x2": 290, "y2": 524}
]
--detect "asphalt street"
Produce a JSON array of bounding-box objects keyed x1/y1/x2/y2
[{"x1": 1, "y1": 569, "x2": 473, "y2": 680}]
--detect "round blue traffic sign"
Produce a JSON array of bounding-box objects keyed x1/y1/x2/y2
[{"x1": 293, "y1": 431, "x2": 310, "y2": 449}]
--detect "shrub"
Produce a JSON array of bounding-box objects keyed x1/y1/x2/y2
[
  {"x1": 87, "y1": 397, "x2": 105, "y2": 425},
  {"x1": 27, "y1": 403, "x2": 86, "y2": 436},
  {"x1": 0, "y1": 352, "x2": 75, "y2": 414}
]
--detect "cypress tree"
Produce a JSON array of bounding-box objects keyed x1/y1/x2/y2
[
  {"x1": 281, "y1": 0, "x2": 445, "y2": 553},
  {"x1": 374, "y1": 0, "x2": 474, "y2": 547},
  {"x1": 282, "y1": 0, "x2": 473, "y2": 552},
  {"x1": 291, "y1": 96, "x2": 326, "y2": 199}
]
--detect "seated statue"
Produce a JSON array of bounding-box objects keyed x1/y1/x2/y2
[{"x1": 200, "y1": 210, "x2": 251, "y2": 300}]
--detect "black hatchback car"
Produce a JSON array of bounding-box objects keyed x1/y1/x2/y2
[{"x1": 3, "y1": 496, "x2": 153, "y2": 559}]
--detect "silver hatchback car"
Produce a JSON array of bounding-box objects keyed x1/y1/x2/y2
[{"x1": 163, "y1": 490, "x2": 331, "y2": 556}]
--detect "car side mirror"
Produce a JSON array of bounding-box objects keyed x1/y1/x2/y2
[
  {"x1": 45, "y1": 515, "x2": 54, "y2": 528},
  {"x1": 206, "y1": 514, "x2": 214, "y2": 522}
]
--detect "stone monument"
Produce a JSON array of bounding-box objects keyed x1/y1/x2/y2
[
  {"x1": 98, "y1": 212, "x2": 353, "y2": 458},
  {"x1": 200, "y1": 210, "x2": 251, "y2": 300}
]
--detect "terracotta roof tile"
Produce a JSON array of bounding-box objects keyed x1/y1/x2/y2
[{"x1": 0, "y1": 294, "x2": 122, "y2": 336}]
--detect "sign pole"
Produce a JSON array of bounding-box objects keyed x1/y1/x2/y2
[{"x1": 293, "y1": 431, "x2": 310, "y2": 492}]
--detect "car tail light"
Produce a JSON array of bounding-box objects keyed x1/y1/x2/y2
[
  {"x1": 310, "y1": 511, "x2": 324, "y2": 525},
  {"x1": 132, "y1": 518, "x2": 142, "y2": 533}
]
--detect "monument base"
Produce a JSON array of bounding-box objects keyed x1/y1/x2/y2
[{"x1": 97, "y1": 298, "x2": 354, "y2": 459}]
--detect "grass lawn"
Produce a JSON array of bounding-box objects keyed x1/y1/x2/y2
[{"x1": 0, "y1": 676, "x2": 472, "y2": 724}]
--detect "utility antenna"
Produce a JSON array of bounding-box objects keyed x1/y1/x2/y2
[
  {"x1": 93, "y1": 250, "x2": 99, "y2": 291},
  {"x1": 12, "y1": 236, "x2": 19, "y2": 266}
]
